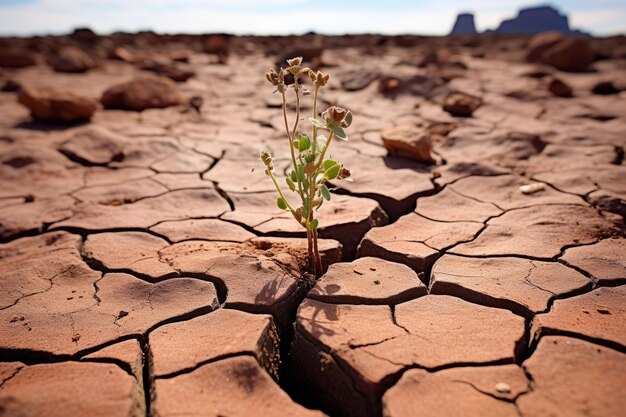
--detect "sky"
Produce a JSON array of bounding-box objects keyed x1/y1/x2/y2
[{"x1": 0, "y1": 0, "x2": 624, "y2": 37}]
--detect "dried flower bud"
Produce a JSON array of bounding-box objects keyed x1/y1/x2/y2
[
  {"x1": 260, "y1": 149, "x2": 274, "y2": 171},
  {"x1": 286, "y1": 56, "x2": 303, "y2": 67},
  {"x1": 338, "y1": 167, "x2": 351, "y2": 180},
  {"x1": 309, "y1": 70, "x2": 330, "y2": 87},
  {"x1": 323, "y1": 106, "x2": 348, "y2": 123},
  {"x1": 265, "y1": 68, "x2": 281, "y2": 86}
]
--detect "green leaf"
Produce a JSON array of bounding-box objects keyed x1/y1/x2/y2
[
  {"x1": 322, "y1": 159, "x2": 339, "y2": 170},
  {"x1": 309, "y1": 117, "x2": 326, "y2": 129},
  {"x1": 324, "y1": 164, "x2": 341, "y2": 180},
  {"x1": 304, "y1": 153, "x2": 315, "y2": 163},
  {"x1": 309, "y1": 218, "x2": 319, "y2": 229},
  {"x1": 277, "y1": 197, "x2": 288, "y2": 210},
  {"x1": 290, "y1": 170, "x2": 297, "y2": 182},
  {"x1": 319, "y1": 184, "x2": 331, "y2": 201},
  {"x1": 297, "y1": 163, "x2": 305, "y2": 182},
  {"x1": 298, "y1": 135, "x2": 311, "y2": 151},
  {"x1": 330, "y1": 125, "x2": 347, "y2": 140},
  {"x1": 344, "y1": 111, "x2": 353, "y2": 127},
  {"x1": 286, "y1": 177, "x2": 296, "y2": 191}
]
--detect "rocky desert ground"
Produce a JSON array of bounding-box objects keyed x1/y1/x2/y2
[{"x1": 0, "y1": 31, "x2": 625, "y2": 417}]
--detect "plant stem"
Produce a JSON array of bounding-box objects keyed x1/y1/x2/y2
[
  {"x1": 268, "y1": 169, "x2": 294, "y2": 212},
  {"x1": 315, "y1": 131, "x2": 335, "y2": 170},
  {"x1": 312, "y1": 85, "x2": 320, "y2": 154},
  {"x1": 291, "y1": 81, "x2": 301, "y2": 141},
  {"x1": 281, "y1": 90, "x2": 304, "y2": 200}
]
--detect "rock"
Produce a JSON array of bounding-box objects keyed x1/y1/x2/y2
[
  {"x1": 1, "y1": 79, "x2": 21, "y2": 92},
  {"x1": 430, "y1": 255, "x2": 590, "y2": 317},
  {"x1": 50, "y1": 46, "x2": 97, "y2": 73},
  {"x1": 341, "y1": 70, "x2": 378, "y2": 91},
  {"x1": 203, "y1": 34, "x2": 230, "y2": 63},
  {"x1": 18, "y1": 86, "x2": 98, "y2": 123},
  {"x1": 540, "y1": 37, "x2": 595, "y2": 72},
  {"x1": 71, "y1": 27, "x2": 98, "y2": 41},
  {"x1": 449, "y1": 13, "x2": 477, "y2": 35},
  {"x1": 592, "y1": 80, "x2": 620, "y2": 95},
  {"x1": 496, "y1": 6, "x2": 570, "y2": 35},
  {"x1": 358, "y1": 212, "x2": 483, "y2": 276},
  {"x1": 383, "y1": 366, "x2": 527, "y2": 417},
  {"x1": 0, "y1": 362, "x2": 144, "y2": 417},
  {"x1": 519, "y1": 336, "x2": 626, "y2": 417},
  {"x1": 548, "y1": 77, "x2": 573, "y2": 97},
  {"x1": 101, "y1": 75, "x2": 184, "y2": 111},
  {"x1": 141, "y1": 61, "x2": 195, "y2": 82},
  {"x1": 152, "y1": 356, "x2": 325, "y2": 417},
  {"x1": 452, "y1": 205, "x2": 622, "y2": 258},
  {"x1": 109, "y1": 46, "x2": 134, "y2": 62},
  {"x1": 532, "y1": 286, "x2": 626, "y2": 350},
  {"x1": 149, "y1": 309, "x2": 279, "y2": 378},
  {"x1": 290, "y1": 295, "x2": 525, "y2": 417},
  {"x1": 443, "y1": 92, "x2": 482, "y2": 117},
  {"x1": 561, "y1": 238, "x2": 626, "y2": 284},
  {"x1": 525, "y1": 32, "x2": 564, "y2": 62},
  {"x1": 307, "y1": 257, "x2": 427, "y2": 305},
  {"x1": 59, "y1": 126, "x2": 126, "y2": 166},
  {"x1": 380, "y1": 125, "x2": 436, "y2": 165},
  {"x1": 279, "y1": 45, "x2": 323, "y2": 65},
  {"x1": 0, "y1": 48, "x2": 39, "y2": 68}
]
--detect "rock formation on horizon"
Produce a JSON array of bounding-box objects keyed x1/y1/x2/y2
[
  {"x1": 450, "y1": 5, "x2": 587, "y2": 36},
  {"x1": 495, "y1": 5, "x2": 570, "y2": 34},
  {"x1": 450, "y1": 13, "x2": 477, "y2": 35}
]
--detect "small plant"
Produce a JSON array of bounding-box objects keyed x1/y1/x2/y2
[{"x1": 260, "y1": 57, "x2": 352, "y2": 277}]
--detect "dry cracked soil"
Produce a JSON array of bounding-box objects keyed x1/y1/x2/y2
[{"x1": 0, "y1": 32, "x2": 625, "y2": 417}]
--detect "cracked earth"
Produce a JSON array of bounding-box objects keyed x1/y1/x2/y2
[{"x1": 0, "y1": 33, "x2": 625, "y2": 417}]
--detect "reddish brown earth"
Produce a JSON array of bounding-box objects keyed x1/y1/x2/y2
[{"x1": 0, "y1": 32, "x2": 624, "y2": 417}]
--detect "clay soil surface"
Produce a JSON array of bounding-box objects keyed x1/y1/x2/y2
[{"x1": 0, "y1": 33, "x2": 625, "y2": 417}]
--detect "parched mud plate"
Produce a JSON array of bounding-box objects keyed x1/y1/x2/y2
[{"x1": 0, "y1": 31, "x2": 625, "y2": 417}]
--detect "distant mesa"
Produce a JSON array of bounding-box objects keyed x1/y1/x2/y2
[
  {"x1": 450, "y1": 13, "x2": 477, "y2": 35},
  {"x1": 450, "y1": 5, "x2": 587, "y2": 36}
]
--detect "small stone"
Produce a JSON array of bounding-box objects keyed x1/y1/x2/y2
[
  {"x1": 50, "y1": 46, "x2": 97, "y2": 73},
  {"x1": 381, "y1": 125, "x2": 436, "y2": 165},
  {"x1": 540, "y1": 37, "x2": 595, "y2": 72},
  {"x1": 547, "y1": 78, "x2": 573, "y2": 97},
  {"x1": 101, "y1": 75, "x2": 184, "y2": 111},
  {"x1": 495, "y1": 382, "x2": 511, "y2": 393},
  {"x1": 443, "y1": 92, "x2": 482, "y2": 117},
  {"x1": 18, "y1": 87, "x2": 98, "y2": 123},
  {"x1": 519, "y1": 182, "x2": 546, "y2": 194}
]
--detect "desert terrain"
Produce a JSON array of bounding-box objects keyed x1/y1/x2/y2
[{"x1": 0, "y1": 31, "x2": 625, "y2": 416}]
